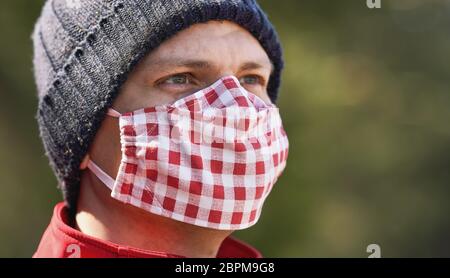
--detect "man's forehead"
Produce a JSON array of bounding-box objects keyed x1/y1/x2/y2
[{"x1": 139, "y1": 21, "x2": 273, "y2": 72}]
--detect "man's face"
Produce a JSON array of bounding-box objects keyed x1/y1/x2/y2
[{"x1": 84, "y1": 20, "x2": 273, "y2": 195}]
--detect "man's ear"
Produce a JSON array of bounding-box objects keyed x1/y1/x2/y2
[{"x1": 79, "y1": 154, "x2": 90, "y2": 170}]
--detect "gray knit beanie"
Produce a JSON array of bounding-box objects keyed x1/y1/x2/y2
[{"x1": 32, "y1": 0, "x2": 284, "y2": 215}]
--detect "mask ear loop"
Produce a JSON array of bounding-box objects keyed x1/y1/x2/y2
[
  {"x1": 87, "y1": 160, "x2": 115, "y2": 191},
  {"x1": 107, "y1": 108, "x2": 121, "y2": 118},
  {"x1": 85, "y1": 108, "x2": 122, "y2": 191}
]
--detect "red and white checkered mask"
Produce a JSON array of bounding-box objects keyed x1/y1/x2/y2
[{"x1": 87, "y1": 76, "x2": 289, "y2": 230}]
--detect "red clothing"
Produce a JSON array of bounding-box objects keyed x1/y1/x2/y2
[{"x1": 33, "y1": 202, "x2": 262, "y2": 258}]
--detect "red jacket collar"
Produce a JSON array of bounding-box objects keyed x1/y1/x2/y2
[{"x1": 33, "y1": 202, "x2": 262, "y2": 258}]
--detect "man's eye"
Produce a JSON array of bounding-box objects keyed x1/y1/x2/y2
[
  {"x1": 163, "y1": 74, "x2": 191, "y2": 85},
  {"x1": 239, "y1": 75, "x2": 262, "y2": 85}
]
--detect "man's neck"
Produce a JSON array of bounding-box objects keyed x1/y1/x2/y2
[{"x1": 75, "y1": 171, "x2": 231, "y2": 258}]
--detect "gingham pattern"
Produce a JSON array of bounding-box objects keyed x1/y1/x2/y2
[{"x1": 110, "y1": 76, "x2": 289, "y2": 230}]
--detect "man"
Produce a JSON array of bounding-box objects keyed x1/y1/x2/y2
[{"x1": 32, "y1": 0, "x2": 288, "y2": 258}]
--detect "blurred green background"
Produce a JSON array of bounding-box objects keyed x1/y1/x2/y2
[{"x1": 1, "y1": 0, "x2": 449, "y2": 257}]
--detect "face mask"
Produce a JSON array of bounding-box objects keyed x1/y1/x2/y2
[{"x1": 87, "y1": 76, "x2": 289, "y2": 230}]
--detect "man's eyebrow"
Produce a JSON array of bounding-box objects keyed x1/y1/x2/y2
[
  {"x1": 240, "y1": 61, "x2": 274, "y2": 73},
  {"x1": 148, "y1": 58, "x2": 273, "y2": 72},
  {"x1": 149, "y1": 58, "x2": 214, "y2": 69}
]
